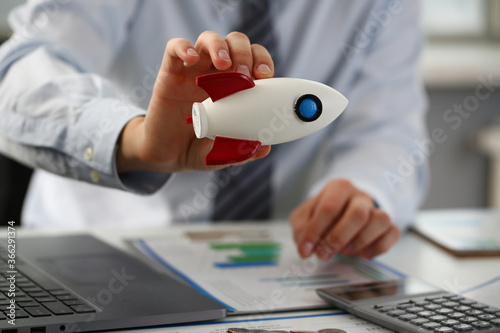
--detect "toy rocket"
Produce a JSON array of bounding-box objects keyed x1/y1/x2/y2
[{"x1": 186, "y1": 72, "x2": 348, "y2": 165}]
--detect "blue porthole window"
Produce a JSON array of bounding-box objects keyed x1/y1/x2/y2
[{"x1": 294, "y1": 94, "x2": 322, "y2": 122}]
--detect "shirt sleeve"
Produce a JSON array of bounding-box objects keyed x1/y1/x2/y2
[
  {"x1": 309, "y1": 0, "x2": 429, "y2": 229},
  {"x1": 0, "y1": 0, "x2": 169, "y2": 194}
]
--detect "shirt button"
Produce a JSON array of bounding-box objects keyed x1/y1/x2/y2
[
  {"x1": 84, "y1": 147, "x2": 94, "y2": 161},
  {"x1": 90, "y1": 170, "x2": 100, "y2": 183}
]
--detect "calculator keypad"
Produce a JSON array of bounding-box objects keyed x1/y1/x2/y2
[{"x1": 373, "y1": 294, "x2": 500, "y2": 332}]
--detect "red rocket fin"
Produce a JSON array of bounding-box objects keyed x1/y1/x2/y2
[
  {"x1": 205, "y1": 136, "x2": 261, "y2": 165},
  {"x1": 196, "y1": 72, "x2": 255, "y2": 102}
]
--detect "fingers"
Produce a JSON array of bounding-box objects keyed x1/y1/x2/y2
[
  {"x1": 164, "y1": 38, "x2": 200, "y2": 74},
  {"x1": 340, "y1": 209, "x2": 392, "y2": 257},
  {"x1": 293, "y1": 179, "x2": 357, "y2": 258},
  {"x1": 360, "y1": 223, "x2": 401, "y2": 259},
  {"x1": 224, "y1": 32, "x2": 275, "y2": 78},
  {"x1": 252, "y1": 145, "x2": 272, "y2": 160},
  {"x1": 251, "y1": 43, "x2": 274, "y2": 78},
  {"x1": 290, "y1": 179, "x2": 401, "y2": 261},
  {"x1": 162, "y1": 30, "x2": 275, "y2": 81},
  {"x1": 195, "y1": 31, "x2": 233, "y2": 71},
  {"x1": 290, "y1": 196, "x2": 316, "y2": 255},
  {"x1": 225, "y1": 145, "x2": 272, "y2": 167},
  {"x1": 317, "y1": 193, "x2": 373, "y2": 260},
  {"x1": 193, "y1": 31, "x2": 275, "y2": 78},
  {"x1": 225, "y1": 31, "x2": 253, "y2": 77}
]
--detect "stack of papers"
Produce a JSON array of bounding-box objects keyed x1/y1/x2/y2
[{"x1": 132, "y1": 229, "x2": 403, "y2": 314}]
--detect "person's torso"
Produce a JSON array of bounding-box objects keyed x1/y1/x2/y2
[{"x1": 23, "y1": 0, "x2": 383, "y2": 228}]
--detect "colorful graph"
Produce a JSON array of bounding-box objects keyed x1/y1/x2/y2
[{"x1": 211, "y1": 242, "x2": 281, "y2": 269}]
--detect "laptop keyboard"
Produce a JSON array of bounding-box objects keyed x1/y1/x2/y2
[{"x1": 0, "y1": 247, "x2": 96, "y2": 320}]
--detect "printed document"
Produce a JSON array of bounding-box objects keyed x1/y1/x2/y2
[{"x1": 133, "y1": 228, "x2": 402, "y2": 313}]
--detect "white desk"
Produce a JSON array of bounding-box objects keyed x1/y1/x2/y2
[{"x1": 12, "y1": 220, "x2": 500, "y2": 332}]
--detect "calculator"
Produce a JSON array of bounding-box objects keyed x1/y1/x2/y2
[{"x1": 316, "y1": 277, "x2": 500, "y2": 332}]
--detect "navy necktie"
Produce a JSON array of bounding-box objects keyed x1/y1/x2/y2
[{"x1": 212, "y1": 0, "x2": 278, "y2": 221}]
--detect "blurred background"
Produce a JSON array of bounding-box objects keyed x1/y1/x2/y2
[{"x1": 0, "y1": 0, "x2": 500, "y2": 225}]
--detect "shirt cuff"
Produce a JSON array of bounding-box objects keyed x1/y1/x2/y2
[{"x1": 67, "y1": 98, "x2": 169, "y2": 194}]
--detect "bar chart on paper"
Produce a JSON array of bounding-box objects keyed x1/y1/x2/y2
[
  {"x1": 211, "y1": 242, "x2": 281, "y2": 268},
  {"x1": 133, "y1": 230, "x2": 403, "y2": 313}
]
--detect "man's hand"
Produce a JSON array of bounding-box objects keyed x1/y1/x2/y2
[
  {"x1": 117, "y1": 31, "x2": 275, "y2": 173},
  {"x1": 290, "y1": 179, "x2": 400, "y2": 260}
]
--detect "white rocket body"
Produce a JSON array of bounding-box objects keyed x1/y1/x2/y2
[
  {"x1": 188, "y1": 73, "x2": 348, "y2": 165},
  {"x1": 191, "y1": 78, "x2": 348, "y2": 145}
]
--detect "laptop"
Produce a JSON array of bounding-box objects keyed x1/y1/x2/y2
[{"x1": 0, "y1": 234, "x2": 227, "y2": 332}]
